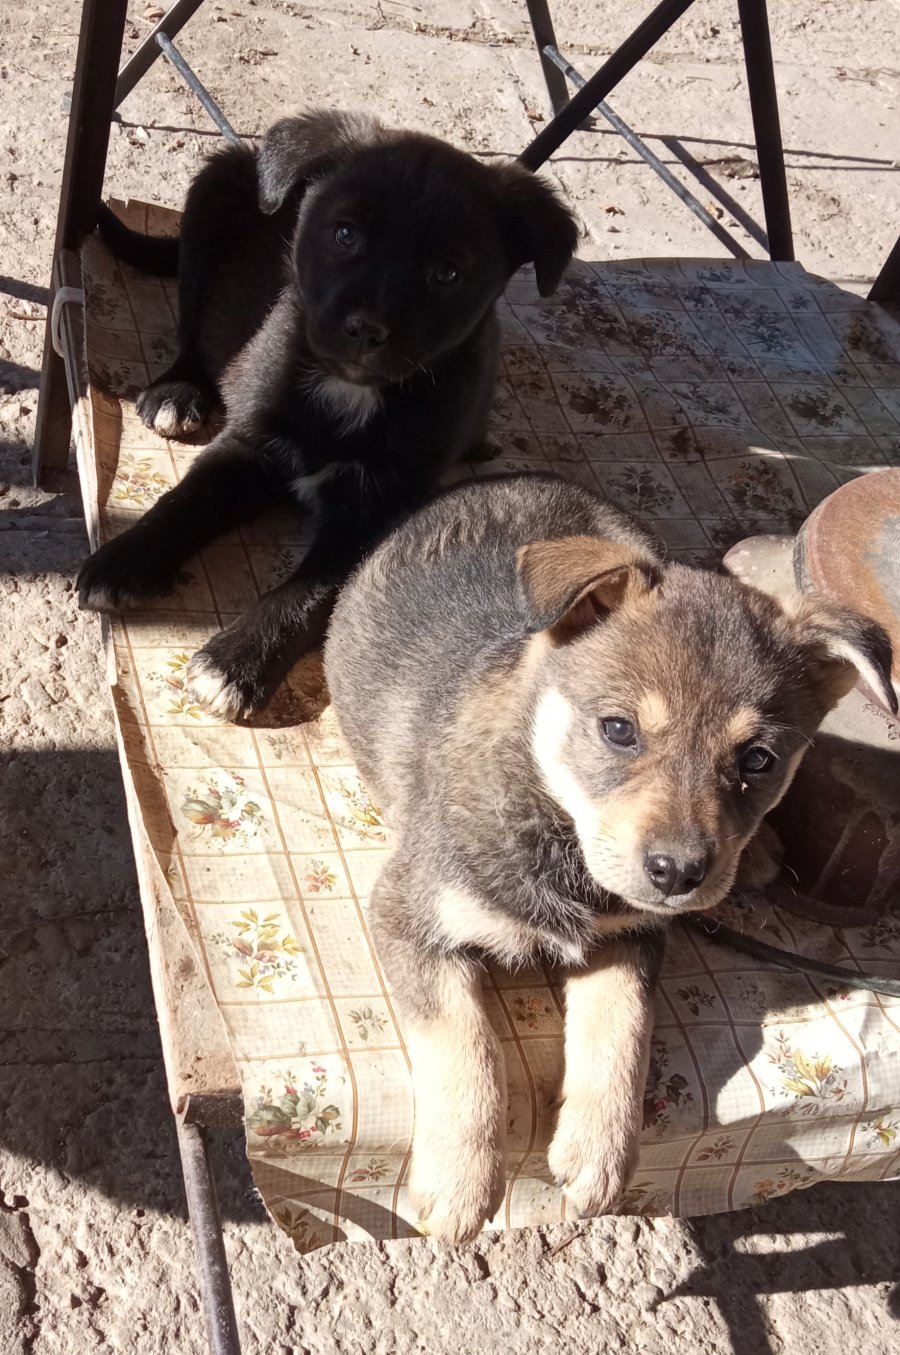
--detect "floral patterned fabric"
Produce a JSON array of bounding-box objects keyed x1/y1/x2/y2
[{"x1": 72, "y1": 202, "x2": 900, "y2": 1252}]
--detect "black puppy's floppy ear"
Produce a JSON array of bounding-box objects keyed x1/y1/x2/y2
[
  {"x1": 791, "y1": 595, "x2": 897, "y2": 715},
  {"x1": 257, "y1": 109, "x2": 385, "y2": 214},
  {"x1": 494, "y1": 163, "x2": 579, "y2": 296},
  {"x1": 517, "y1": 535, "x2": 660, "y2": 644}
]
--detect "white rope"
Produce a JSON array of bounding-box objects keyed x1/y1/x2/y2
[{"x1": 50, "y1": 285, "x2": 85, "y2": 357}]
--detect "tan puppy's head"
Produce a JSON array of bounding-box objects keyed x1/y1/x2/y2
[{"x1": 518, "y1": 535, "x2": 896, "y2": 919}]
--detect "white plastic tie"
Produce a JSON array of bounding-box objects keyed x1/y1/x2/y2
[{"x1": 50, "y1": 285, "x2": 85, "y2": 357}]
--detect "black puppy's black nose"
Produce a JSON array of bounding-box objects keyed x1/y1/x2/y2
[
  {"x1": 343, "y1": 313, "x2": 388, "y2": 348},
  {"x1": 644, "y1": 851, "x2": 709, "y2": 897}
]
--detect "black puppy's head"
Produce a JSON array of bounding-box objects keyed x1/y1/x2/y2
[{"x1": 258, "y1": 110, "x2": 579, "y2": 386}]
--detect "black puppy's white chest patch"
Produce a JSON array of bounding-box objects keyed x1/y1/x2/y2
[{"x1": 308, "y1": 374, "x2": 383, "y2": 435}]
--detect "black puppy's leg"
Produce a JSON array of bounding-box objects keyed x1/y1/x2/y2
[
  {"x1": 185, "y1": 536, "x2": 346, "y2": 721},
  {"x1": 186, "y1": 461, "x2": 437, "y2": 719},
  {"x1": 136, "y1": 202, "x2": 220, "y2": 437},
  {"x1": 77, "y1": 434, "x2": 279, "y2": 611},
  {"x1": 137, "y1": 144, "x2": 276, "y2": 439}
]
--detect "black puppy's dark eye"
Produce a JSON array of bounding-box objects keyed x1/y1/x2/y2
[
  {"x1": 432, "y1": 263, "x2": 460, "y2": 286},
  {"x1": 334, "y1": 223, "x2": 357, "y2": 249},
  {"x1": 740, "y1": 745, "x2": 774, "y2": 776},
  {"x1": 601, "y1": 717, "x2": 637, "y2": 748}
]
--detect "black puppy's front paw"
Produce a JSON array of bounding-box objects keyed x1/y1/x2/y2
[
  {"x1": 77, "y1": 534, "x2": 182, "y2": 612},
  {"x1": 136, "y1": 377, "x2": 214, "y2": 439},
  {"x1": 186, "y1": 627, "x2": 278, "y2": 722}
]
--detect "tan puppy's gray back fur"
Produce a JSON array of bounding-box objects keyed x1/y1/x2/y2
[{"x1": 324, "y1": 472, "x2": 895, "y2": 1242}]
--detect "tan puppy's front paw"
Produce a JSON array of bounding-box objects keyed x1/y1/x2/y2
[
  {"x1": 547, "y1": 1097, "x2": 639, "y2": 1218},
  {"x1": 408, "y1": 1135, "x2": 506, "y2": 1245}
]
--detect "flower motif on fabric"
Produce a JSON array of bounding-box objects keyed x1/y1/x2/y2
[
  {"x1": 181, "y1": 771, "x2": 265, "y2": 846},
  {"x1": 617, "y1": 1181, "x2": 667, "y2": 1215},
  {"x1": 861, "y1": 917, "x2": 900, "y2": 951},
  {"x1": 606, "y1": 467, "x2": 675, "y2": 514},
  {"x1": 147, "y1": 650, "x2": 205, "y2": 719},
  {"x1": 787, "y1": 392, "x2": 849, "y2": 429},
  {"x1": 303, "y1": 859, "x2": 340, "y2": 894},
  {"x1": 273, "y1": 1205, "x2": 325, "y2": 1254},
  {"x1": 347, "y1": 1158, "x2": 391, "y2": 1184},
  {"x1": 743, "y1": 1167, "x2": 815, "y2": 1207},
  {"x1": 512, "y1": 994, "x2": 555, "y2": 1030},
  {"x1": 210, "y1": 909, "x2": 303, "y2": 994},
  {"x1": 727, "y1": 459, "x2": 798, "y2": 518},
  {"x1": 111, "y1": 452, "x2": 171, "y2": 507},
  {"x1": 334, "y1": 777, "x2": 387, "y2": 842},
  {"x1": 695, "y1": 1135, "x2": 735, "y2": 1163},
  {"x1": 862, "y1": 1117, "x2": 899, "y2": 1148},
  {"x1": 766, "y1": 1029, "x2": 848, "y2": 1113},
  {"x1": 643, "y1": 1037, "x2": 693, "y2": 1134},
  {"x1": 348, "y1": 1005, "x2": 388, "y2": 1043},
  {"x1": 676, "y1": 984, "x2": 716, "y2": 1017},
  {"x1": 249, "y1": 1065, "x2": 342, "y2": 1148}
]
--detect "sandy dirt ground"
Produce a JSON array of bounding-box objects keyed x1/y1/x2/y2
[{"x1": 1, "y1": 2, "x2": 899, "y2": 1351}]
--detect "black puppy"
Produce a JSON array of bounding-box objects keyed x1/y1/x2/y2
[{"x1": 78, "y1": 110, "x2": 578, "y2": 719}]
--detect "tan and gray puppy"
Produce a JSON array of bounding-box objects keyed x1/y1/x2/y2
[{"x1": 324, "y1": 473, "x2": 896, "y2": 1244}]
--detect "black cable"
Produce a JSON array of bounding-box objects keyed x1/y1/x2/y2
[{"x1": 687, "y1": 915, "x2": 900, "y2": 999}]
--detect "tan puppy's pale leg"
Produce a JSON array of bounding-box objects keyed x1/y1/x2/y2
[
  {"x1": 548, "y1": 933, "x2": 661, "y2": 1216},
  {"x1": 404, "y1": 953, "x2": 507, "y2": 1244}
]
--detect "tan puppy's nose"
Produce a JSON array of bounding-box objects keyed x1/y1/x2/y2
[{"x1": 643, "y1": 848, "x2": 710, "y2": 898}]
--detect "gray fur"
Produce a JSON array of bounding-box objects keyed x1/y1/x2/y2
[{"x1": 324, "y1": 471, "x2": 893, "y2": 1237}]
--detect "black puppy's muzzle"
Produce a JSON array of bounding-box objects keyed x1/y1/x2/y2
[{"x1": 343, "y1": 312, "x2": 389, "y2": 357}]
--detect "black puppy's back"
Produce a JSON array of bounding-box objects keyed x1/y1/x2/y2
[{"x1": 97, "y1": 143, "x2": 301, "y2": 416}]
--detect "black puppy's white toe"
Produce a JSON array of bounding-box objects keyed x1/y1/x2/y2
[
  {"x1": 185, "y1": 650, "x2": 249, "y2": 722},
  {"x1": 136, "y1": 378, "x2": 213, "y2": 439}
]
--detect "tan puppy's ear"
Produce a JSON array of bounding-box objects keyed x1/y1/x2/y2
[
  {"x1": 790, "y1": 594, "x2": 897, "y2": 714},
  {"x1": 516, "y1": 535, "x2": 660, "y2": 643}
]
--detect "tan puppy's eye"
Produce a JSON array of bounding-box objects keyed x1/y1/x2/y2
[
  {"x1": 739, "y1": 745, "x2": 774, "y2": 775},
  {"x1": 600, "y1": 717, "x2": 637, "y2": 748}
]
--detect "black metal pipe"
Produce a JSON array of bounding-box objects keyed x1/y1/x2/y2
[
  {"x1": 661, "y1": 134, "x2": 768, "y2": 251},
  {"x1": 543, "y1": 45, "x2": 749, "y2": 259},
  {"x1": 736, "y1": 0, "x2": 794, "y2": 260},
  {"x1": 156, "y1": 33, "x2": 242, "y2": 147},
  {"x1": 523, "y1": 0, "x2": 571, "y2": 116},
  {"x1": 518, "y1": 0, "x2": 696, "y2": 171},
  {"x1": 114, "y1": 0, "x2": 206, "y2": 108},
  {"x1": 869, "y1": 233, "x2": 900, "y2": 306},
  {"x1": 177, "y1": 1119, "x2": 243, "y2": 1355}
]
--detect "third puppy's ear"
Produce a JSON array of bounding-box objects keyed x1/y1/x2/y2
[
  {"x1": 790, "y1": 595, "x2": 897, "y2": 715},
  {"x1": 494, "y1": 163, "x2": 579, "y2": 296},
  {"x1": 257, "y1": 109, "x2": 384, "y2": 214},
  {"x1": 516, "y1": 535, "x2": 660, "y2": 644}
]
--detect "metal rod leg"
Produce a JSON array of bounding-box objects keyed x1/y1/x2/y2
[
  {"x1": 156, "y1": 34, "x2": 242, "y2": 146},
  {"x1": 177, "y1": 1118, "x2": 243, "y2": 1355},
  {"x1": 869, "y1": 234, "x2": 900, "y2": 307},
  {"x1": 114, "y1": 0, "x2": 207, "y2": 108},
  {"x1": 737, "y1": 0, "x2": 794, "y2": 260},
  {"x1": 523, "y1": 0, "x2": 571, "y2": 116},
  {"x1": 518, "y1": 0, "x2": 696, "y2": 171},
  {"x1": 32, "y1": 0, "x2": 129, "y2": 486},
  {"x1": 543, "y1": 45, "x2": 749, "y2": 258}
]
